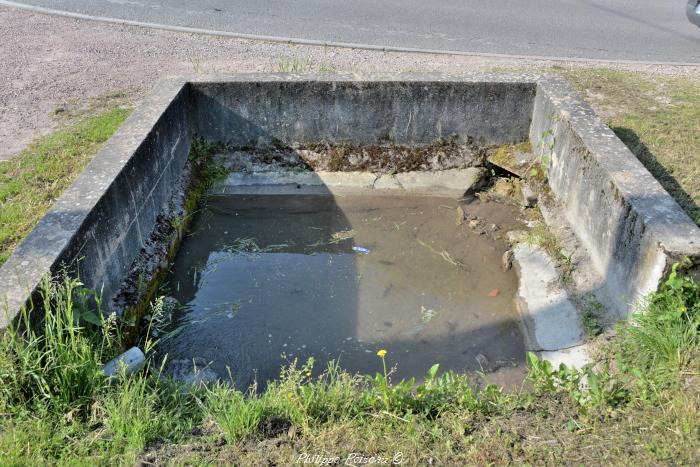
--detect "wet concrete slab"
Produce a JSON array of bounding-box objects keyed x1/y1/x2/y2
[{"x1": 158, "y1": 194, "x2": 528, "y2": 389}]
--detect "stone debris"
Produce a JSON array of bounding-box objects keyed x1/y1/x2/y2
[
  {"x1": 520, "y1": 183, "x2": 538, "y2": 208},
  {"x1": 215, "y1": 140, "x2": 488, "y2": 177},
  {"x1": 492, "y1": 178, "x2": 516, "y2": 199},
  {"x1": 506, "y1": 230, "x2": 527, "y2": 245},
  {"x1": 502, "y1": 250, "x2": 514, "y2": 271},
  {"x1": 297, "y1": 141, "x2": 485, "y2": 173},
  {"x1": 468, "y1": 219, "x2": 482, "y2": 229}
]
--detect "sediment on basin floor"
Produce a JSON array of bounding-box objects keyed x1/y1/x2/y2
[{"x1": 154, "y1": 192, "x2": 532, "y2": 390}]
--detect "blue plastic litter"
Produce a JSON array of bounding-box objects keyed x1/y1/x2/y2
[{"x1": 352, "y1": 246, "x2": 371, "y2": 254}]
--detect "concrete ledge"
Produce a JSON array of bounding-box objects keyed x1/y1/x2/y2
[
  {"x1": 212, "y1": 168, "x2": 486, "y2": 197},
  {"x1": 513, "y1": 244, "x2": 585, "y2": 352},
  {"x1": 217, "y1": 171, "x2": 377, "y2": 189},
  {"x1": 189, "y1": 72, "x2": 537, "y2": 146},
  {"x1": 530, "y1": 76, "x2": 700, "y2": 316},
  {"x1": 386, "y1": 168, "x2": 486, "y2": 195},
  {"x1": 538, "y1": 345, "x2": 590, "y2": 369}
]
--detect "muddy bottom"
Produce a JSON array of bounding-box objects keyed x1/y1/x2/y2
[{"x1": 159, "y1": 194, "x2": 528, "y2": 389}]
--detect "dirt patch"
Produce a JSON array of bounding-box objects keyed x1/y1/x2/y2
[{"x1": 259, "y1": 416, "x2": 294, "y2": 439}]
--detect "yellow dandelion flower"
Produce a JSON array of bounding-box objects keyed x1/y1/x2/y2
[{"x1": 377, "y1": 349, "x2": 387, "y2": 358}]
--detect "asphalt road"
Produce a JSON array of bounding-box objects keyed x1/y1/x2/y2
[{"x1": 3, "y1": 0, "x2": 700, "y2": 63}]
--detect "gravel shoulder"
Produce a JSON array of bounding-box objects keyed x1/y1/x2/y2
[{"x1": 1, "y1": 5, "x2": 699, "y2": 161}]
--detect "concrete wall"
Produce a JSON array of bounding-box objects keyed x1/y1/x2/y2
[
  {"x1": 0, "y1": 79, "x2": 191, "y2": 327},
  {"x1": 189, "y1": 73, "x2": 536, "y2": 146},
  {"x1": 530, "y1": 76, "x2": 700, "y2": 316}
]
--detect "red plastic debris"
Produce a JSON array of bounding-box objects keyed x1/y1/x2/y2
[{"x1": 488, "y1": 289, "x2": 499, "y2": 297}]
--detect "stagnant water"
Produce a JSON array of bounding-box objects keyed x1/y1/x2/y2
[{"x1": 158, "y1": 194, "x2": 528, "y2": 389}]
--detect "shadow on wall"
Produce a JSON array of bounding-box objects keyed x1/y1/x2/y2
[{"x1": 612, "y1": 126, "x2": 700, "y2": 225}]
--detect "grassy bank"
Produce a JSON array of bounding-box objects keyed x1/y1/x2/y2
[
  {"x1": 0, "y1": 265, "x2": 698, "y2": 465},
  {"x1": 0, "y1": 104, "x2": 131, "y2": 266}
]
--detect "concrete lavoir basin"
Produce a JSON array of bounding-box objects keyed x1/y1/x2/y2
[{"x1": 1, "y1": 73, "x2": 699, "y2": 373}]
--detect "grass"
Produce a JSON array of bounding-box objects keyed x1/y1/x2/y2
[
  {"x1": 0, "y1": 104, "x2": 131, "y2": 266},
  {"x1": 581, "y1": 296, "x2": 604, "y2": 338},
  {"x1": 0, "y1": 265, "x2": 698, "y2": 465}
]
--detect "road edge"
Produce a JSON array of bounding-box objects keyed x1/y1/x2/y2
[{"x1": 2, "y1": 0, "x2": 699, "y2": 67}]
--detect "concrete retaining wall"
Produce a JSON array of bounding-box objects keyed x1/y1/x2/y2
[
  {"x1": 0, "y1": 80, "x2": 191, "y2": 327},
  {"x1": 530, "y1": 76, "x2": 700, "y2": 316},
  {"x1": 189, "y1": 74, "x2": 536, "y2": 145}
]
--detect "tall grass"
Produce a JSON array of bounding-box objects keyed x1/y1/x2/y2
[
  {"x1": 0, "y1": 276, "x2": 106, "y2": 412},
  {"x1": 627, "y1": 264, "x2": 698, "y2": 366},
  {"x1": 0, "y1": 276, "x2": 200, "y2": 462}
]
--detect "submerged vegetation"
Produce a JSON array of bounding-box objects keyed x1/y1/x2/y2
[{"x1": 0, "y1": 264, "x2": 698, "y2": 464}]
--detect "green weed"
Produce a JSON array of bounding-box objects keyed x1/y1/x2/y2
[
  {"x1": 0, "y1": 275, "x2": 109, "y2": 413},
  {"x1": 582, "y1": 297, "x2": 604, "y2": 338},
  {"x1": 205, "y1": 385, "x2": 266, "y2": 443},
  {"x1": 275, "y1": 57, "x2": 336, "y2": 73},
  {"x1": 616, "y1": 259, "x2": 700, "y2": 385}
]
